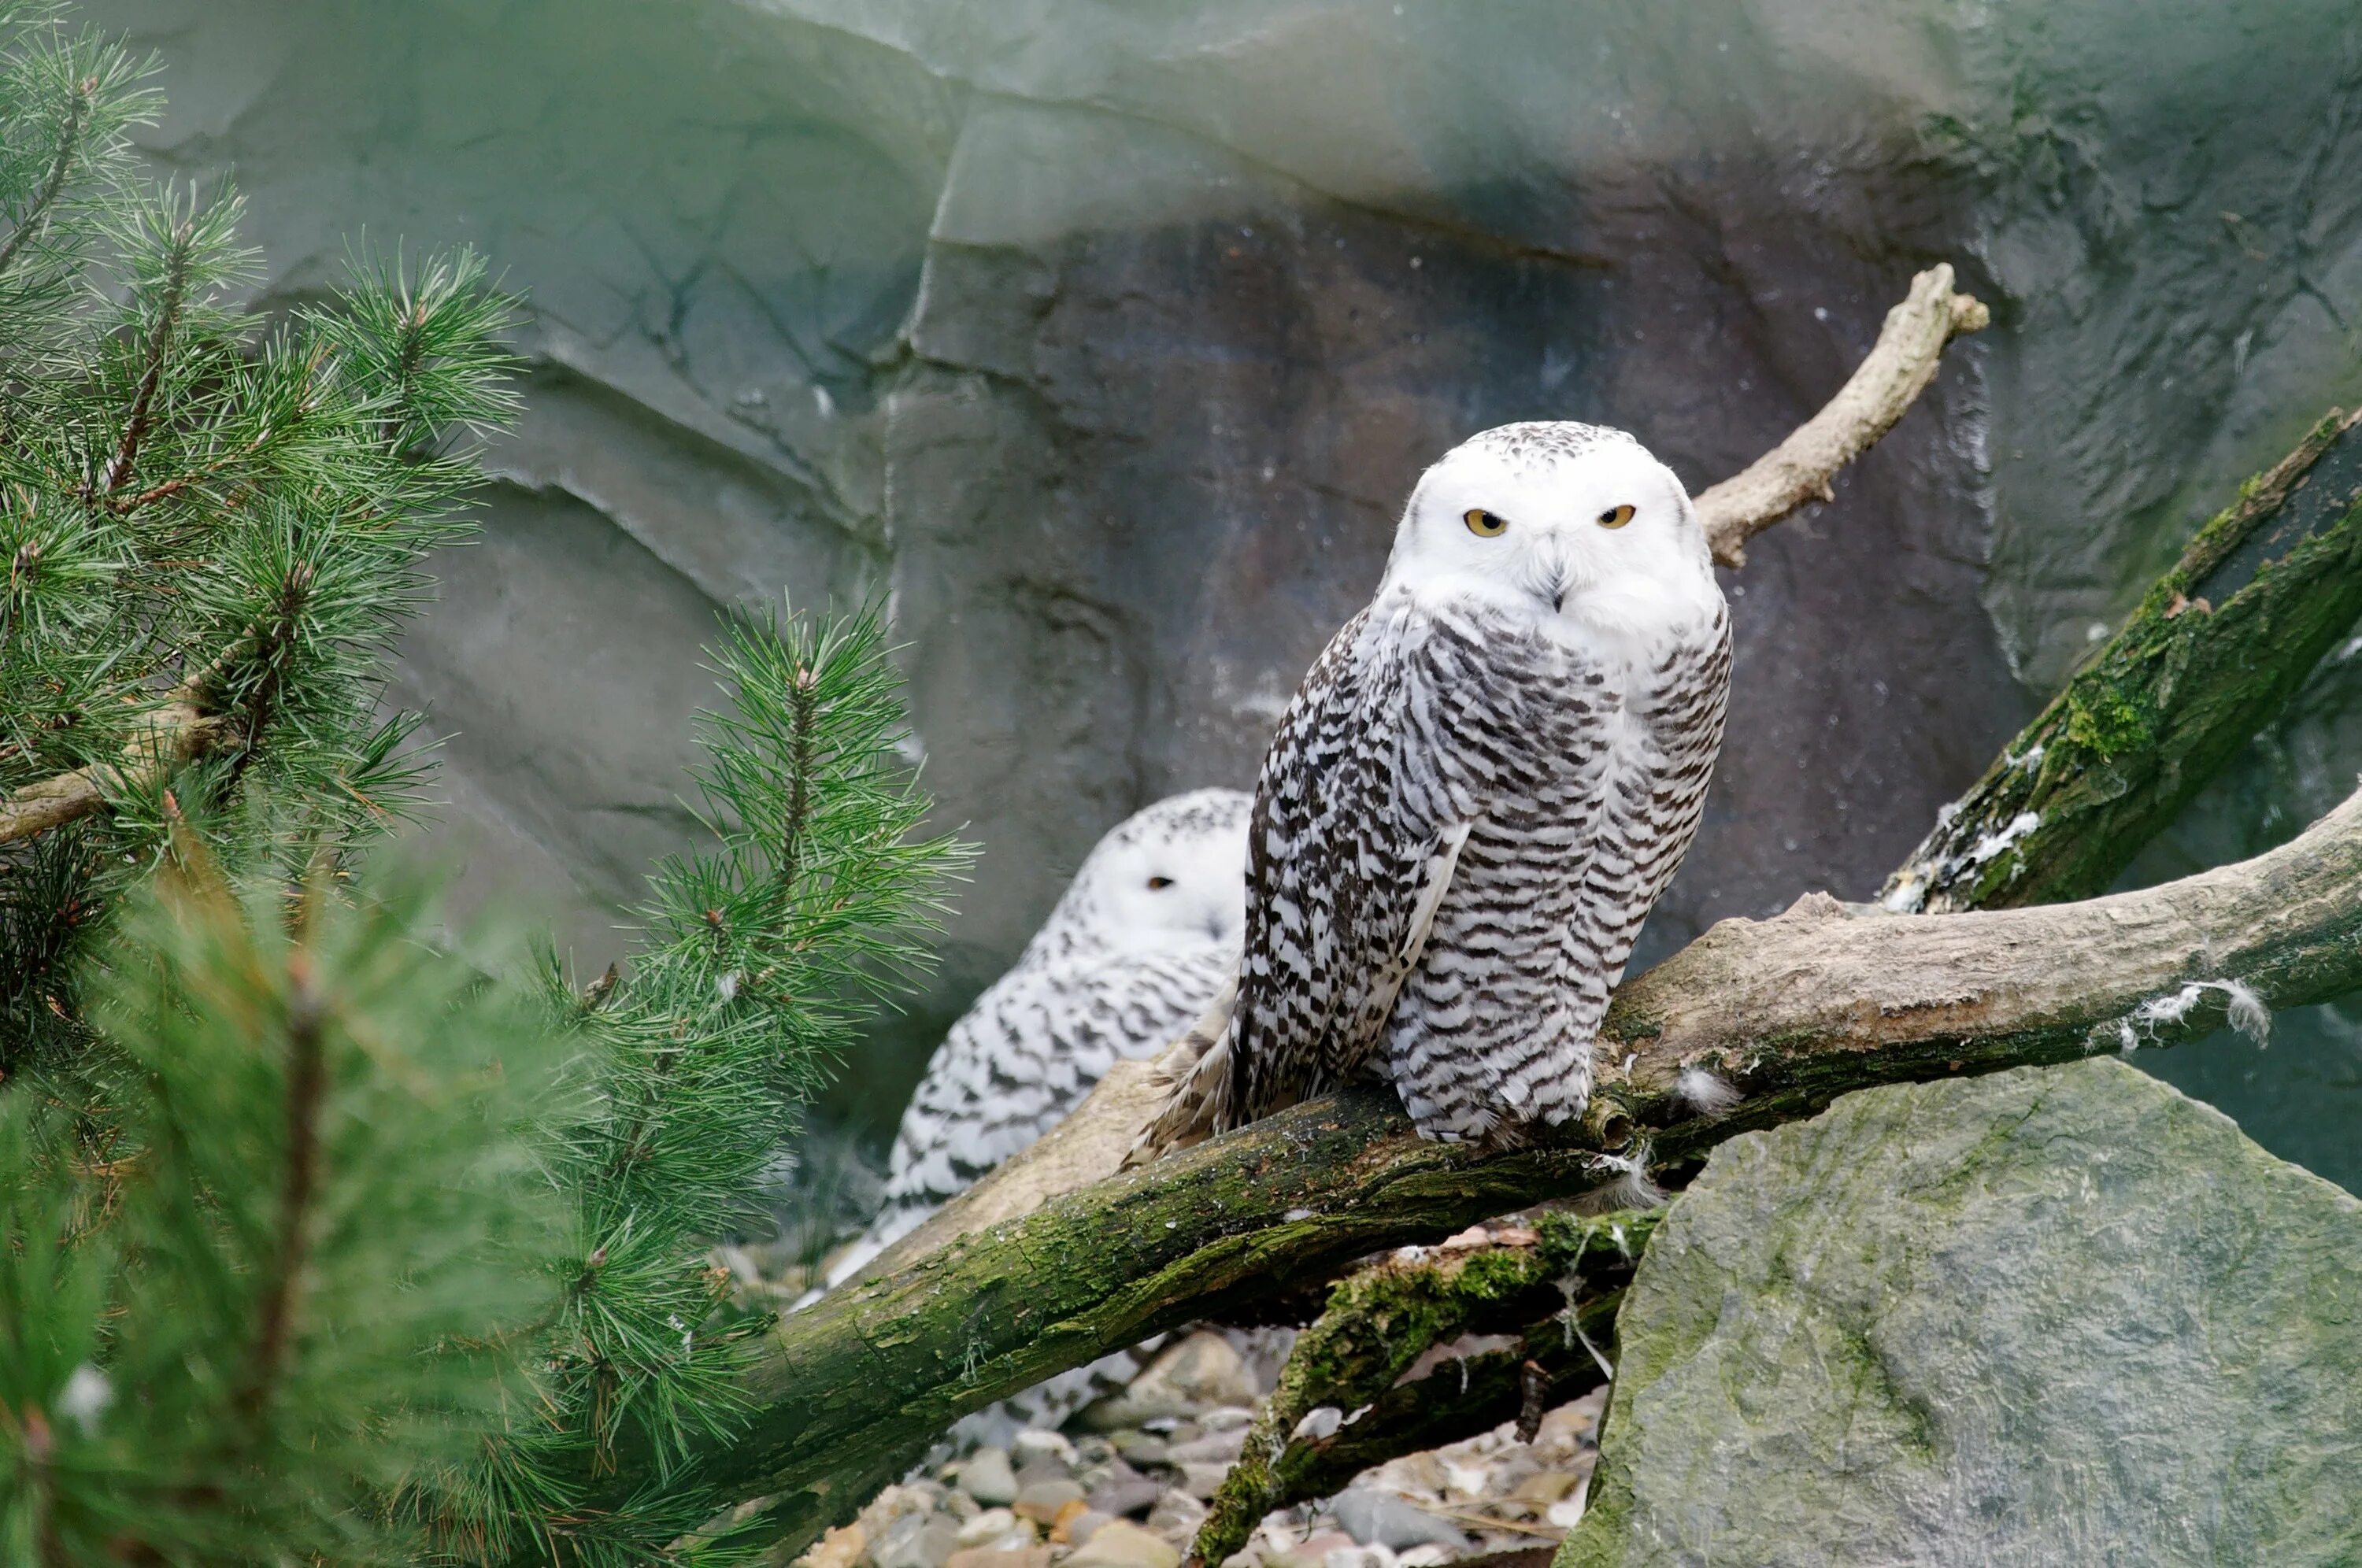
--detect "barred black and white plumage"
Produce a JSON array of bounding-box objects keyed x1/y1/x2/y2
[
  {"x1": 824, "y1": 789, "x2": 1250, "y2": 1288},
  {"x1": 1143, "y1": 421, "x2": 1730, "y2": 1152}
]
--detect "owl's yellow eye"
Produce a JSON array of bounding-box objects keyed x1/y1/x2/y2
[
  {"x1": 1597, "y1": 503, "x2": 1636, "y2": 529},
  {"x1": 1463, "y1": 508, "x2": 1508, "y2": 537}
]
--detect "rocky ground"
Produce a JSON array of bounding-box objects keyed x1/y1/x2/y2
[{"x1": 768, "y1": 1326, "x2": 1604, "y2": 1568}]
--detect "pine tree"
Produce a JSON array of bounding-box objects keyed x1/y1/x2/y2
[{"x1": 0, "y1": 6, "x2": 972, "y2": 1561}]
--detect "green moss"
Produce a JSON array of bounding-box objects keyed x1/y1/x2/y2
[{"x1": 2062, "y1": 678, "x2": 2156, "y2": 757}]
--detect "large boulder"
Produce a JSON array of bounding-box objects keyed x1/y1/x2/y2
[{"x1": 1560, "y1": 1060, "x2": 2362, "y2": 1567}]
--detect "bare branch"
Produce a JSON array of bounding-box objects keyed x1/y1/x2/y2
[{"x1": 1693, "y1": 263, "x2": 1990, "y2": 568}]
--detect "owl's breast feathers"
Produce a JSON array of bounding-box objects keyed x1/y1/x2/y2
[{"x1": 1226, "y1": 589, "x2": 1731, "y2": 1142}]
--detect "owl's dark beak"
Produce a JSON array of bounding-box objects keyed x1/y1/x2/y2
[{"x1": 1547, "y1": 564, "x2": 1574, "y2": 613}]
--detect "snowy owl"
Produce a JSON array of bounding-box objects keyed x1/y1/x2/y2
[
  {"x1": 824, "y1": 788, "x2": 1251, "y2": 1288},
  {"x1": 1143, "y1": 422, "x2": 1730, "y2": 1153}
]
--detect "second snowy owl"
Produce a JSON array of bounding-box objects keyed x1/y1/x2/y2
[
  {"x1": 1149, "y1": 421, "x2": 1731, "y2": 1151},
  {"x1": 825, "y1": 788, "x2": 1250, "y2": 1287}
]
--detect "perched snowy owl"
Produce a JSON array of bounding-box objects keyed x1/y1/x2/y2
[
  {"x1": 1145, "y1": 422, "x2": 1730, "y2": 1152},
  {"x1": 824, "y1": 788, "x2": 1251, "y2": 1288}
]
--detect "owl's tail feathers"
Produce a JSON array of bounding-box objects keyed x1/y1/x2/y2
[{"x1": 1124, "y1": 974, "x2": 1238, "y2": 1168}]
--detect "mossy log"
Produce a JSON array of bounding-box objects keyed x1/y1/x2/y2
[
  {"x1": 1188, "y1": 1213, "x2": 1657, "y2": 1568},
  {"x1": 1883, "y1": 408, "x2": 2362, "y2": 912},
  {"x1": 696, "y1": 782, "x2": 2362, "y2": 1558}
]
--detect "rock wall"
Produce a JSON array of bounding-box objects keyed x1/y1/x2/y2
[{"x1": 78, "y1": 0, "x2": 2362, "y2": 1174}]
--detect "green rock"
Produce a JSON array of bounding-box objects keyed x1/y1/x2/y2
[{"x1": 1560, "y1": 1060, "x2": 2362, "y2": 1568}]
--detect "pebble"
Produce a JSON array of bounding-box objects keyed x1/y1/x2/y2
[
  {"x1": 1324, "y1": 1546, "x2": 1399, "y2": 1568},
  {"x1": 1331, "y1": 1488, "x2": 1471, "y2": 1553},
  {"x1": 1269, "y1": 1529, "x2": 1359, "y2": 1568},
  {"x1": 1064, "y1": 1519, "x2": 1183, "y2": 1568},
  {"x1": 1167, "y1": 1436, "x2": 1247, "y2": 1474},
  {"x1": 956, "y1": 1511, "x2": 1028, "y2": 1549},
  {"x1": 1053, "y1": 1508, "x2": 1112, "y2": 1547},
  {"x1": 1016, "y1": 1459, "x2": 1076, "y2": 1491},
  {"x1": 1079, "y1": 1333, "x2": 1259, "y2": 1427},
  {"x1": 1144, "y1": 1489, "x2": 1206, "y2": 1545},
  {"x1": 1164, "y1": 1428, "x2": 1248, "y2": 1465},
  {"x1": 945, "y1": 1548, "x2": 1051, "y2": 1568},
  {"x1": 1086, "y1": 1474, "x2": 1163, "y2": 1521},
  {"x1": 806, "y1": 1522, "x2": 865, "y2": 1568},
  {"x1": 959, "y1": 1448, "x2": 1020, "y2": 1507},
  {"x1": 1013, "y1": 1480, "x2": 1088, "y2": 1524},
  {"x1": 1511, "y1": 1471, "x2": 1579, "y2": 1506},
  {"x1": 1111, "y1": 1432, "x2": 1168, "y2": 1466},
  {"x1": 875, "y1": 1509, "x2": 962, "y2": 1568},
  {"x1": 1175, "y1": 1463, "x2": 1232, "y2": 1500},
  {"x1": 1013, "y1": 1430, "x2": 1079, "y2": 1471}
]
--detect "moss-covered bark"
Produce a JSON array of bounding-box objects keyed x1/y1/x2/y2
[
  {"x1": 1883, "y1": 409, "x2": 2362, "y2": 912},
  {"x1": 1189, "y1": 1213, "x2": 1656, "y2": 1567}
]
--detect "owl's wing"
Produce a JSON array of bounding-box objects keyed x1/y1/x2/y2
[
  {"x1": 827, "y1": 943, "x2": 1231, "y2": 1288},
  {"x1": 1220, "y1": 601, "x2": 1481, "y2": 1129}
]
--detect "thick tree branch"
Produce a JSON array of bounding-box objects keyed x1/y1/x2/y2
[
  {"x1": 1693, "y1": 263, "x2": 1989, "y2": 568},
  {"x1": 715, "y1": 785, "x2": 2362, "y2": 1557},
  {"x1": 1883, "y1": 406, "x2": 2362, "y2": 912}
]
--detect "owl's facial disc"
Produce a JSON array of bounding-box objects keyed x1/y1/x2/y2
[
  {"x1": 1064, "y1": 790, "x2": 1252, "y2": 953},
  {"x1": 1384, "y1": 424, "x2": 1715, "y2": 634}
]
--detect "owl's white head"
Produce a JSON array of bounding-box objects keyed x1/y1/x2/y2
[
  {"x1": 1381, "y1": 422, "x2": 1720, "y2": 642},
  {"x1": 1029, "y1": 787, "x2": 1251, "y2": 963}
]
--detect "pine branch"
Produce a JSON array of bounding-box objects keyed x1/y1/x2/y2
[
  {"x1": 94, "y1": 211, "x2": 194, "y2": 496},
  {"x1": 235, "y1": 931, "x2": 328, "y2": 1433},
  {"x1": 0, "y1": 65, "x2": 86, "y2": 280},
  {"x1": 0, "y1": 686, "x2": 223, "y2": 845}
]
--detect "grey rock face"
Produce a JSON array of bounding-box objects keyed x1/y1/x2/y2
[
  {"x1": 1560, "y1": 1060, "x2": 2362, "y2": 1568},
  {"x1": 77, "y1": 0, "x2": 2362, "y2": 1175}
]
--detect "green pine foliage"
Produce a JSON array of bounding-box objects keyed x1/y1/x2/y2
[
  {"x1": 1, "y1": 851, "x2": 565, "y2": 1563},
  {"x1": 0, "y1": 0, "x2": 519, "y2": 1071},
  {"x1": 0, "y1": 6, "x2": 974, "y2": 1562},
  {"x1": 426, "y1": 601, "x2": 972, "y2": 1566}
]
